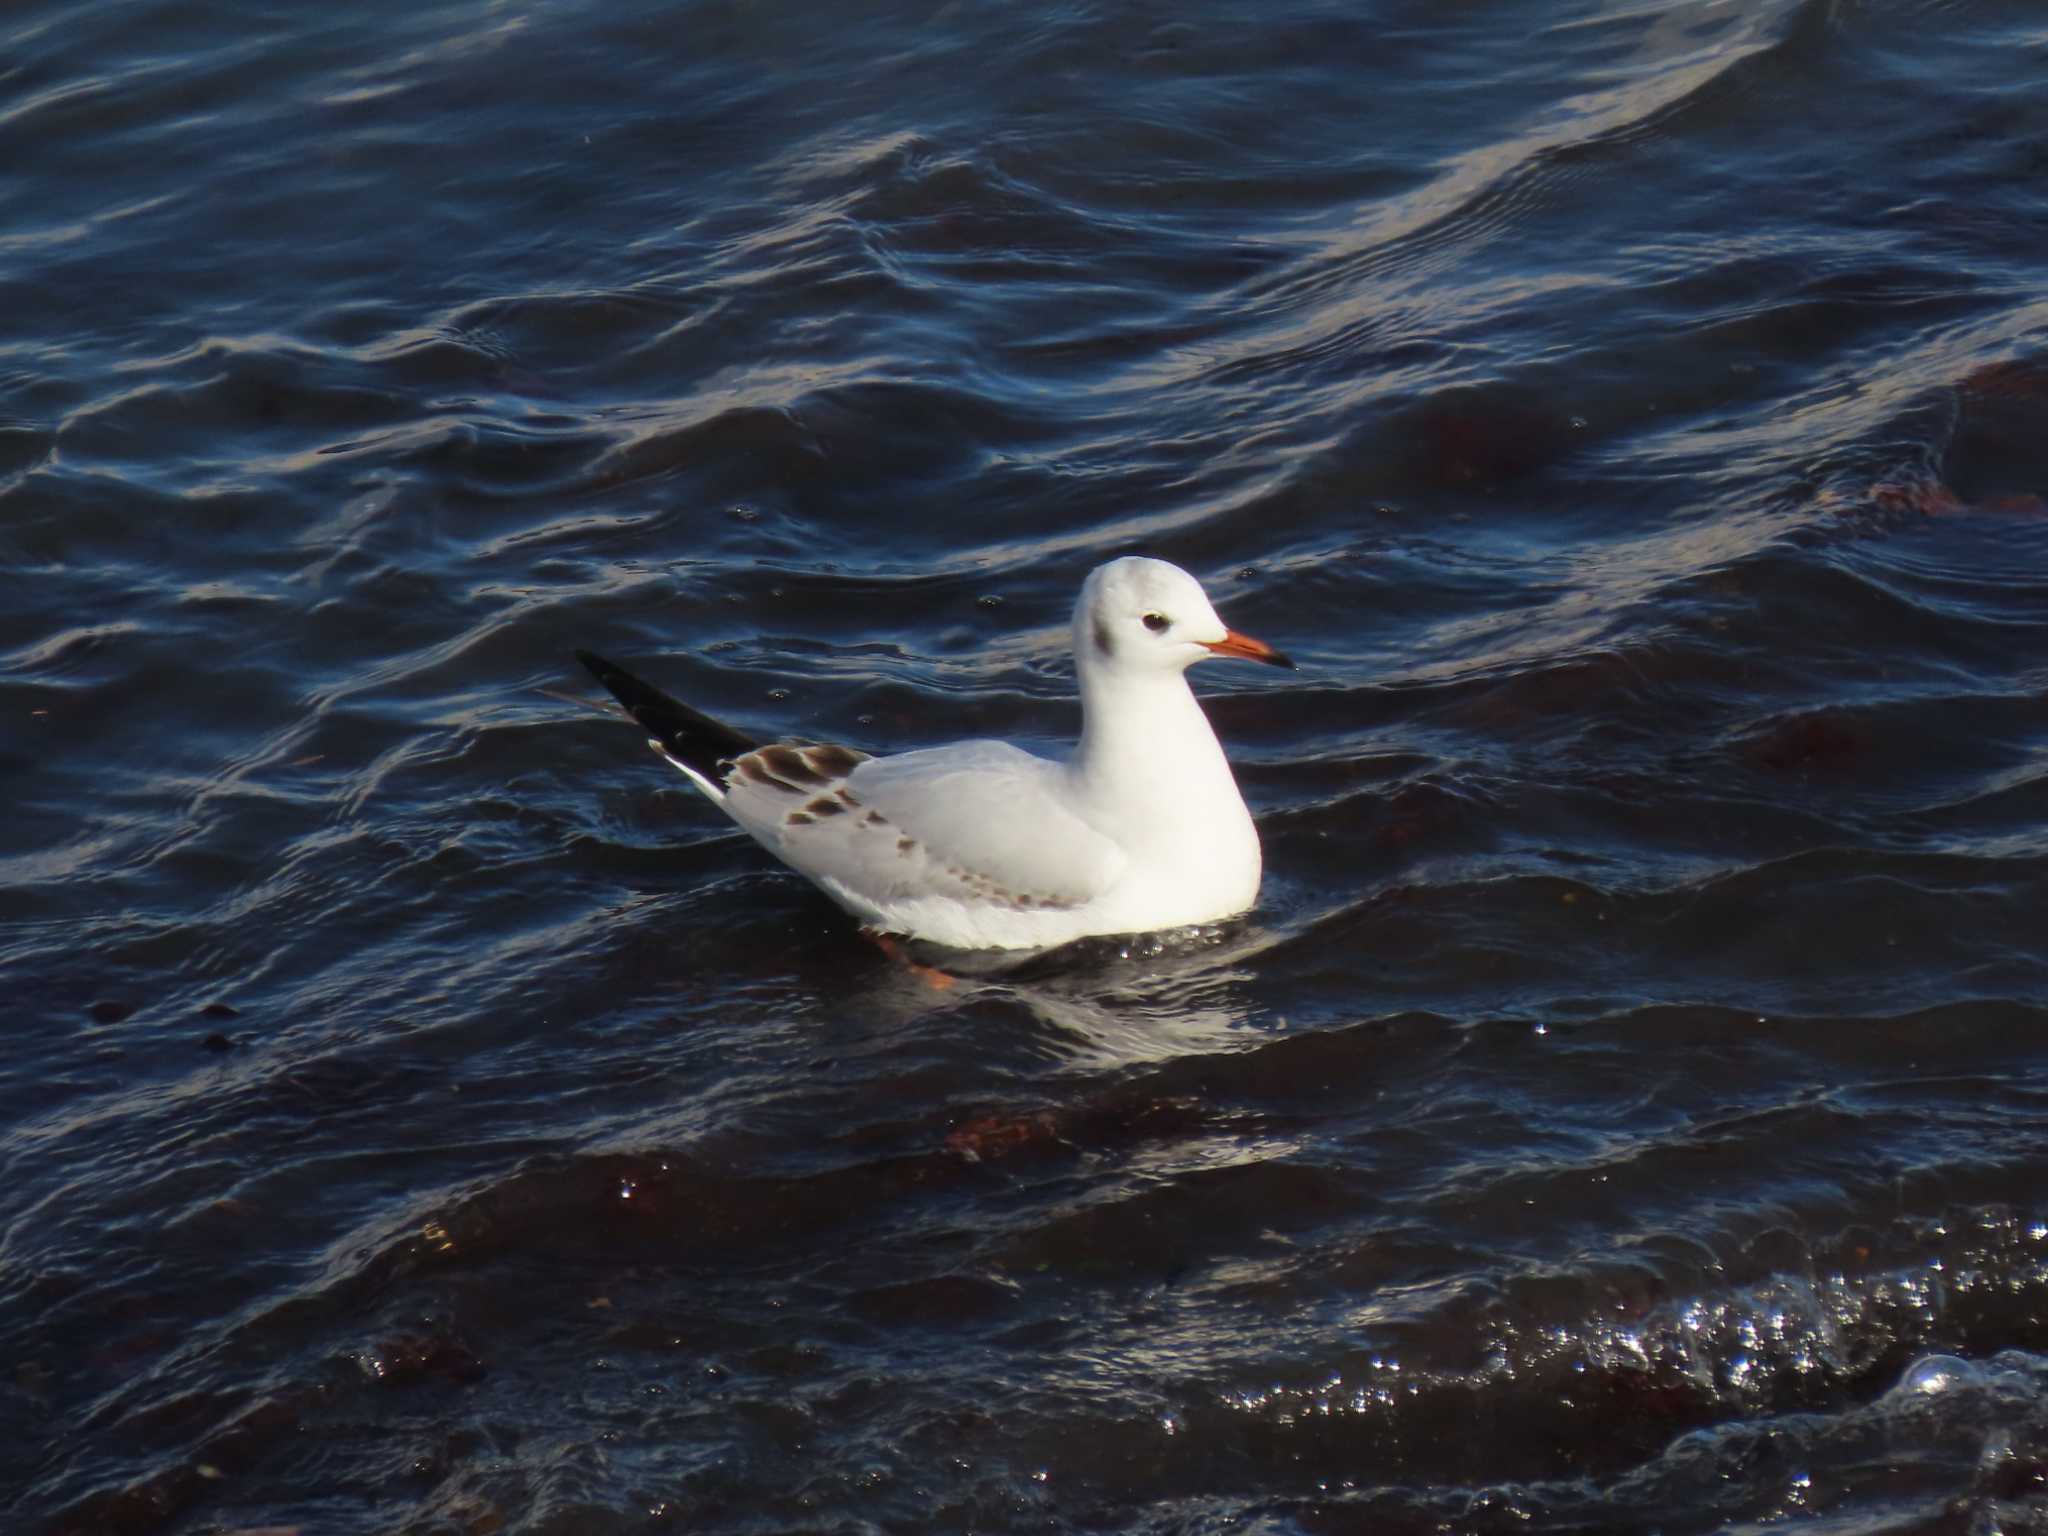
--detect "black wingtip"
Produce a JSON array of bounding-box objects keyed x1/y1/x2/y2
[{"x1": 576, "y1": 649, "x2": 758, "y2": 782}]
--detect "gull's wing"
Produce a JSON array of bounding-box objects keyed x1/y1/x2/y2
[
  {"x1": 576, "y1": 648, "x2": 758, "y2": 798},
  {"x1": 721, "y1": 739, "x2": 1127, "y2": 914},
  {"x1": 574, "y1": 650, "x2": 1125, "y2": 933}
]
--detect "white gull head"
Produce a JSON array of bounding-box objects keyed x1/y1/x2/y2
[{"x1": 1073, "y1": 556, "x2": 1293, "y2": 680}]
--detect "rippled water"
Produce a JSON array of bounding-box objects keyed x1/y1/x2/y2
[{"x1": 7, "y1": 0, "x2": 2048, "y2": 1530}]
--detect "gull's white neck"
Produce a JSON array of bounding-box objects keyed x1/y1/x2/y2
[
  {"x1": 1071, "y1": 662, "x2": 1230, "y2": 804},
  {"x1": 1064, "y1": 644, "x2": 1261, "y2": 912}
]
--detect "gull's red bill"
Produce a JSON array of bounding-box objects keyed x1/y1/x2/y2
[{"x1": 1200, "y1": 628, "x2": 1295, "y2": 669}]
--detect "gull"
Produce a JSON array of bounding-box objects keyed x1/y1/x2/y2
[{"x1": 577, "y1": 556, "x2": 1291, "y2": 951}]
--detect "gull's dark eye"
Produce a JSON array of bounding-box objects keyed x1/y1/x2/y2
[{"x1": 1142, "y1": 612, "x2": 1170, "y2": 633}]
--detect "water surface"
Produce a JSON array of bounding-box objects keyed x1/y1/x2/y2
[{"x1": 7, "y1": 0, "x2": 2048, "y2": 1530}]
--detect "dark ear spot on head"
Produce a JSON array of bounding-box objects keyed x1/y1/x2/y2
[{"x1": 1093, "y1": 618, "x2": 1115, "y2": 659}]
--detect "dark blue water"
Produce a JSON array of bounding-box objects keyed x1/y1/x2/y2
[{"x1": 8, "y1": 0, "x2": 2048, "y2": 1529}]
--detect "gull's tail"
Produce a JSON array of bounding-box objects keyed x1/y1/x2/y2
[{"x1": 576, "y1": 649, "x2": 758, "y2": 800}]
